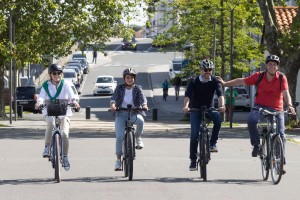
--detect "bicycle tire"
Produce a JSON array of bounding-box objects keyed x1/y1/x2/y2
[
  {"x1": 270, "y1": 135, "x2": 284, "y2": 184},
  {"x1": 54, "y1": 133, "x2": 61, "y2": 183},
  {"x1": 127, "y1": 131, "x2": 134, "y2": 181},
  {"x1": 260, "y1": 136, "x2": 269, "y2": 181},
  {"x1": 199, "y1": 132, "x2": 207, "y2": 181},
  {"x1": 123, "y1": 132, "x2": 128, "y2": 178}
]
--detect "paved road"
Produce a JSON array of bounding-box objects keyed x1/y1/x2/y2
[{"x1": 1, "y1": 127, "x2": 300, "y2": 200}]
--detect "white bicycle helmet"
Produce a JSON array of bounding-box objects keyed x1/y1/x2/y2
[
  {"x1": 266, "y1": 55, "x2": 280, "y2": 64},
  {"x1": 199, "y1": 59, "x2": 214, "y2": 69}
]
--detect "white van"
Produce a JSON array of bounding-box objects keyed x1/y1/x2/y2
[{"x1": 169, "y1": 58, "x2": 184, "y2": 80}]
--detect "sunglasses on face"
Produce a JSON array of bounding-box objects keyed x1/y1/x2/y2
[
  {"x1": 203, "y1": 68, "x2": 212, "y2": 72},
  {"x1": 52, "y1": 72, "x2": 62, "y2": 76}
]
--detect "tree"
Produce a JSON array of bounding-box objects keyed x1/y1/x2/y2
[
  {"x1": 0, "y1": 0, "x2": 140, "y2": 118},
  {"x1": 150, "y1": 0, "x2": 264, "y2": 79},
  {"x1": 258, "y1": 0, "x2": 300, "y2": 101}
]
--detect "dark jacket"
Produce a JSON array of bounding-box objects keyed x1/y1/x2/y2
[{"x1": 110, "y1": 84, "x2": 147, "y2": 115}]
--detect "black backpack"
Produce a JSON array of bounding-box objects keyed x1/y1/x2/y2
[{"x1": 255, "y1": 71, "x2": 283, "y2": 96}]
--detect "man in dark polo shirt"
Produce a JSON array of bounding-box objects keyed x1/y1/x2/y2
[
  {"x1": 183, "y1": 59, "x2": 225, "y2": 171},
  {"x1": 217, "y1": 55, "x2": 296, "y2": 159}
]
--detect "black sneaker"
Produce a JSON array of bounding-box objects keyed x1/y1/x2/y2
[
  {"x1": 252, "y1": 145, "x2": 260, "y2": 157},
  {"x1": 189, "y1": 160, "x2": 197, "y2": 171}
]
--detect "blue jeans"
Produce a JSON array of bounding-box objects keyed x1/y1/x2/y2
[
  {"x1": 115, "y1": 111, "x2": 144, "y2": 156},
  {"x1": 189, "y1": 110, "x2": 222, "y2": 161},
  {"x1": 248, "y1": 105, "x2": 285, "y2": 147}
]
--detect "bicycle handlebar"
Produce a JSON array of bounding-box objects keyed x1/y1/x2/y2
[
  {"x1": 108, "y1": 107, "x2": 149, "y2": 112},
  {"x1": 252, "y1": 107, "x2": 289, "y2": 116},
  {"x1": 189, "y1": 107, "x2": 219, "y2": 112},
  {"x1": 37, "y1": 103, "x2": 76, "y2": 110}
]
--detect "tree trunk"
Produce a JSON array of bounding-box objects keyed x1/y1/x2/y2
[
  {"x1": 284, "y1": 63, "x2": 299, "y2": 102},
  {"x1": 0, "y1": 65, "x2": 6, "y2": 118}
]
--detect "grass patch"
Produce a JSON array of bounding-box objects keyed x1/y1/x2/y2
[
  {"x1": 5, "y1": 106, "x2": 10, "y2": 113},
  {"x1": 221, "y1": 121, "x2": 240, "y2": 127}
]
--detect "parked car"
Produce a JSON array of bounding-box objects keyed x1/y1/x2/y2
[
  {"x1": 70, "y1": 84, "x2": 80, "y2": 112},
  {"x1": 13, "y1": 86, "x2": 41, "y2": 113},
  {"x1": 93, "y1": 75, "x2": 117, "y2": 95},
  {"x1": 234, "y1": 87, "x2": 250, "y2": 111},
  {"x1": 72, "y1": 58, "x2": 89, "y2": 74},
  {"x1": 225, "y1": 87, "x2": 250, "y2": 111},
  {"x1": 121, "y1": 37, "x2": 137, "y2": 50},
  {"x1": 72, "y1": 53, "x2": 86, "y2": 60},
  {"x1": 64, "y1": 63, "x2": 84, "y2": 83},
  {"x1": 64, "y1": 66, "x2": 83, "y2": 84},
  {"x1": 63, "y1": 69, "x2": 79, "y2": 87}
]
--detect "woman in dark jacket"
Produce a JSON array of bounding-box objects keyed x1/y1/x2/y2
[{"x1": 110, "y1": 68, "x2": 148, "y2": 171}]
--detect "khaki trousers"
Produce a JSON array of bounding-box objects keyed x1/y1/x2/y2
[{"x1": 44, "y1": 116, "x2": 70, "y2": 155}]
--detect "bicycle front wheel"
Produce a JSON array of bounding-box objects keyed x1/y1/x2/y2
[
  {"x1": 54, "y1": 134, "x2": 61, "y2": 183},
  {"x1": 270, "y1": 135, "x2": 284, "y2": 184},
  {"x1": 123, "y1": 132, "x2": 128, "y2": 177},
  {"x1": 126, "y1": 131, "x2": 134, "y2": 181},
  {"x1": 199, "y1": 133, "x2": 208, "y2": 181},
  {"x1": 260, "y1": 136, "x2": 269, "y2": 181}
]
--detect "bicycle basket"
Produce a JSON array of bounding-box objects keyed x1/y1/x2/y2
[{"x1": 46, "y1": 99, "x2": 68, "y2": 116}]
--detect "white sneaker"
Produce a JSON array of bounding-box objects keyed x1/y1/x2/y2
[
  {"x1": 42, "y1": 146, "x2": 50, "y2": 158},
  {"x1": 136, "y1": 137, "x2": 144, "y2": 149},
  {"x1": 62, "y1": 155, "x2": 70, "y2": 171},
  {"x1": 115, "y1": 160, "x2": 121, "y2": 171}
]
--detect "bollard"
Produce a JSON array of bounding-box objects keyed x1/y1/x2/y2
[
  {"x1": 152, "y1": 108, "x2": 157, "y2": 121},
  {"x1": 86, "y1": 106, "x2": 91, "y2": 119},
  {"x1": 18, "y1": 105, "x2": 23, "y2": 118}
]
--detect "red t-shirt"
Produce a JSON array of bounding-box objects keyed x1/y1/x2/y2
[{"x1": 244, "y1": 71, "x2": 288, "y2": 111}]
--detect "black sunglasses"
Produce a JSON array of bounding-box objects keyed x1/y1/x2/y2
[
  {"x1": 52, "y1": 71, "x2": 62, "y2": 75},
  {"x1": 203, "y1": 68, "x2": 212, "y2": 72}
]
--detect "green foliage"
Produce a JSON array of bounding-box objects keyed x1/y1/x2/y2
[
  {"x1": 0, "y1": 0, "x2": 139, "y2": 118},
  {"x1": 153, "y1": 0, "x2": 264, "y2": 80}
]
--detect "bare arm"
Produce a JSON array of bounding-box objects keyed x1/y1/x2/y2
[
  {"x1": 282, "y1": 90, "x2": 296, "y2": 115},
  {"x1": 183, "y1": 96, "x2": 190, "y2": 113},
  {"x1": 216, "y1": 77, "x2": 246, "y2": 87}
]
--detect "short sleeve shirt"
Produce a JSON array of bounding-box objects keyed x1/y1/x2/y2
[{"x1": 244, "y1": 71, "x2": 288, "y2": 111}]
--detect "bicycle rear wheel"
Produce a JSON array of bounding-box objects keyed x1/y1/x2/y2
[
  {"x1": 54, "y1": 134, "x2": 61, "y2": 183},
  {"x1": 270, "y1": 135, "x2": 284, "y2": 184},
  {"x1": 126, "y1": 131, "x2": 134, "y2": 181},
  {"x1": 199, "y1": 132, "x2": 208, "y2": 181},
  {"x1": 260, "y1": 137, "x2": 269, "y2": 181}
]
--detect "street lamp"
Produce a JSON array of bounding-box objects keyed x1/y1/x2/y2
[{"x1": 225, "y1": 0, "x2": 239, "y2": 128}]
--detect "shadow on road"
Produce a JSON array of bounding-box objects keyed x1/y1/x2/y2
[{"x1": 0, "y1": 176, "x2": 268, "y2": 186}]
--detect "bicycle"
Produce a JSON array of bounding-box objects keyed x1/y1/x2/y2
[
  {"x1": 254, "y1": 107, "x2": 287, "y2": 184},
  {"x1": 109, "y1": 105, "x2": 148, "y2": 181},
  {"x1": 41, "y1": 99, "x2": 73, "y2": 183},
  {"x1": 163, "y1": 89, "x2": 168, "y2": 101},
  {"x1": 189, "y1": 106, "x2": 217, "y2": 181}
]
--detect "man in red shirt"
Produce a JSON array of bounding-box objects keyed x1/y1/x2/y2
[{"x1": 217, "y1": 55, "x2": 296, "y2": 157}]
